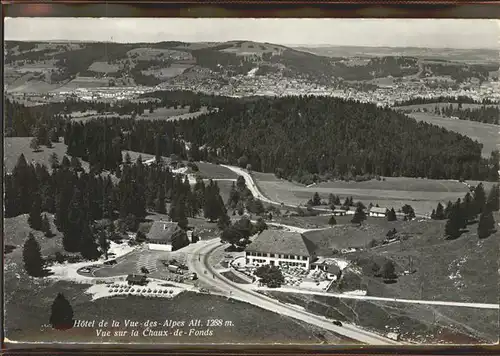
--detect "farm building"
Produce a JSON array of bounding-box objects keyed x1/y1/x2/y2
[
  {"x1": 126, "y1": 274, "x2": 148, "y2": 286},
  {"x1": 332, "y1": 209, "x2": 347, "y2": 216},
  {"x1": 310, "y1": 258, "x2": 342, "y2": 280},
  {"x1": 245, "y1": 230, "x2": 317, "y2": 270},
  {"x1": 146, "y1": 220, "x2": 189, "y2": 251},
  {"x1": 369, "y1": 206, "x2": 388, "y2": 217}
]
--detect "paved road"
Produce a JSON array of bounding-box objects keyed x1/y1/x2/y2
[
  {"x1": 221, "y1": 165, "x2": 429, "y2": 218},
  {"x1": 186, "y1": 238, "x2": 401, "y2": 345},
  {"x1": 256, "y1": 287, "x2": 500, "y2": 310}
]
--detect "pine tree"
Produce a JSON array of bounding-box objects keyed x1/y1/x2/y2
[
  {"x1": 63, "y1": 188, "x2": 84, "y2": 252},
  {"x1": 313, "y1": 192, "x2": 321, "y2": 206},
  {"x1": 28, "y1": 194, "x2": 43, "y2": 230},
  {"x1": 49, "y1": 293, "x2": 74, "y2": 330},
  {"x1": 486, "y1": 184, "x2": 500, "y2": 212},
  {"x1": 80, "y1": 224, "x2": 100, "y2": 260},
  {"x1": 444, "y1": 201, "x2": 453, "y2": 219},
  {"x1": 478, "y1": 209, "x2": 496, "y2": 239},
  {"x1": 473, "y1": 183, "x2": 486, "y2": 215},
  {"x1": 98, "y1": 230, "x2": 110, "y2": 259},
  {"x1": 176, "y1": 199, "x2": 189, "y2": 230},
  {"x1": 430, "y1": 209, "x2": 436, "y2": 220},
  {"x1": 155, "y1": 186, "x2": 166, "y2": 214},
  {"x1": 328, "y1": 215, "x2": 337, "y2": 225},
  {"x1": 49, "y1": 152, "x2": 59, "y2": 170},
  {"x1": 386, "y1": 208, "x2": 397, "y2": 221},
  {"x1": 351, "y1": 205, "x2": 366, "y2": 224},
  {"x1": 30, "y1": 137, "x2": 40, "y2": 152},
  {"x1": 402, "y1": 204, "x2": 416, "y2": 220},
  {"x1": 445, "y1": 202, "x2": 462, "y2": 239},
  {"x1": 461, "y1": 192, "x2": 475, "y2": 223},
  {"x1": 435, "y1": 202, "x2": 445, "y2": 220},
  {"x1": 41, "y1": 214, "x2": 53, "y2": 237},
  {"x1": 217, "y1": 213, "x2": 231, "y2": 230},
  {"x1": 23, "y1": 232, "x2": 44, "y2": 277}
]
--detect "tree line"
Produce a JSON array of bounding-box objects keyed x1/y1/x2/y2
[
  {"x1": 9, "y1": 152, "x2": 231, "y2": 276},
  {"x1": 170, "y1": 95, "x2": 498, "y2": 183},
  {"x1": 430, "y1": 183, "x2": 499, "y2": 239},
  {"x1": 434, "y1": 104, "x2": 499, "y2": 125},
  {"x1": 394, "y1": 96, "x2": 497, "y2": 106}
]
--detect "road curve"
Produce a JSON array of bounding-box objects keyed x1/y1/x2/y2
[
  {"x1": 186, "y1": 239, "x2": 401, "y2": 345},
  {"x1": 221, "y1": 165, "x2": 429, "y2": 218}
]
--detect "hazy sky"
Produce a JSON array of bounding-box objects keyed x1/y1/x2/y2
[{"x1": 4, "y1": 18, "x2": 500, "y2": 49}]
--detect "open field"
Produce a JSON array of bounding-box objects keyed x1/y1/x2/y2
[
  {"x1": 4, "y1": 137, "x2": 88, "y2": 172},
  {"x1": 4, "y1": 280, "x2": 349, "y2": 344},
  {"x1": 314, "y1": 177, "x2": 468, "y2": 193},
  {"x1": 264, "y1": 291, "x2": 497, "y2": 344},
  {"x1": 196, "y1": 162, "x2": 238, "y2": 179},
  {"x1": 142, "y1": 64, "x2": 194, "y2": 79},
  {"x1": 52, "y1": 76, "x2": 111, "y2": 92},
  {"x1": 88, "y1": 61, "x2": 121, "y2": 73},
  {"x1": 304, "y1": 217, "x2": 406, "y2": 253},
  {"x1": 407, "y1": 112, "x2": 499, "y2": 157},
  {"x1": 136, "y1": 106, "x2": 193, "y2": 120},
  {"x1": 165, "y1": 107, "x2": 212, "y2": 122},
  {"x1": 255, "y1": 179, "x2": 467, "y2": 215},
  {"x1": 395, "y1": 103, "x2": 500, "y2": 111},
  {"x1": 7, "y1": 78, "x2": 64, "y2": 94},
  {"x1": 346, "y1": 217, "x2": 500, "y2": 304},
  {"x1": 127, "y1": 47, "x2": 194, "y2": 61}
]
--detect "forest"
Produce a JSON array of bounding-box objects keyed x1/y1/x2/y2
[
  {"x1": 433, "y1": 104, "x2": 499, "y2": 125},
  {"x1": 5, "y1": 153, "x2": 231, "y2": 258},
  {"x1": 395, "y1": 96, "x2": 497, "y2": 106},
  {"x1": 6, "y1": 93, "x2": 499, "y2": 184}
]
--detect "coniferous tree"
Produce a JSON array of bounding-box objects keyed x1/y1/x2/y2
[
  {"x1": 478, "y1": 209, "x2": 496, "y2": 239},
  {"x1": 486, "y1": 184, "x2": 500, "y2": 212},
  {"x1": 49, "y1": 293, "x2": 74, "y2": 330},
  {"x1": 28, "y1": 194, "x2": 43, "y2": 230},
  {"x1": 473, "y1": 183, "x2": 486, "y2": 215},
  {"x1": 30, "y1": 137, "x2": 40, "y2": 152},
  {"x1": 49, "y1": 152, "x2": 60, "y2": 170},
  {"x1": 63, "y1": 188, "x2": 84, "y2": 252},
  {"x1": 435, "y1": 202, "x2": 446, "y2": 220},
  {"x1": 155, "y1": 186, "x2": 166, "y2": 214},
  {"x1": 351, "y1": 205, "x2": 366, "y2": 224},
  {"x1": 23, "y1": 232, "x2": 44, "y2": 277},
  {"x1": 217, "y1": 213, "x2": 231, "y2": 230},
  {"x1": 41, "y1": 214, "x2": 53, "y2": 237},
  {"x1": 430, "y1": 209, "x2": 436, "y2": 220},
  {"x1": 461, "y1": 192, "x2": 475, "y2": 223},
  {"x1": 444, "y1": 201, "x2": 453, "y2": 219},
  {"x1": 80, "y1": 223, "x2": 100, "y2": 260},
  {"x1": 328, "y1": 215, "x2": 337, "y2": 225},
  {"x1": 401, "y1": 204, "x2": 416, "y2": 220},
  {"x1": 386, "y1": 208, "x2": 397, "y2": 221},
  {"x1": 313, "y1": 192, "x2": 321, "y2": 206},
  {"x1": 98, "y1": 229, "x2": 110, "y2": 259},
  {"x1": 445, "y1": 201, "x2": 462, "y2": 239}
]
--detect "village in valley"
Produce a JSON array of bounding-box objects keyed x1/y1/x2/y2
[{"x1": 3, "y1": 17, "x2": 500, "y2": 347}]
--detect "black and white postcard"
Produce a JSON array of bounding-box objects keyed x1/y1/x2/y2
[{"x1": 3, "y1": 17, "x2": 499, "y2": 346}]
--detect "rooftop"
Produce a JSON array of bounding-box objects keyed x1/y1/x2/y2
[
  {"x1": 370, "y1": 206, "x2": 388, "y2": 214},
  {"x1": 147, "y1": 220, "x2": 182, "y2": 242},
  {"x1": 246, "y1": 229, "x2": 315, "y2": 257}
]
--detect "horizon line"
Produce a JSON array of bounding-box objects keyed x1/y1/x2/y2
[{"x1": 4, "y1": 39, "x2": 498, "y2": 51}]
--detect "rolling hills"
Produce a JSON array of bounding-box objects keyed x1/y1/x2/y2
[{"x1": 5, "y1": 40, "x2": 496, "y2": 93}]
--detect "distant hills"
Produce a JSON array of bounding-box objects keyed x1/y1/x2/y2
[{"x1": 4, "y1": 40, "x2": 498, "y2": 93}]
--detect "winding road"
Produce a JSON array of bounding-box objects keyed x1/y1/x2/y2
[
  {"x1": 221, "y1": 165, "x2": 429, "y2": 218},
  {"x1": 186, "y1": 238, "x2": 402, "y2": 345}
]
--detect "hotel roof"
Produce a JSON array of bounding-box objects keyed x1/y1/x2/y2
[{"x1": 246, "y1": 229, "x2": 315, "y2": 257}]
